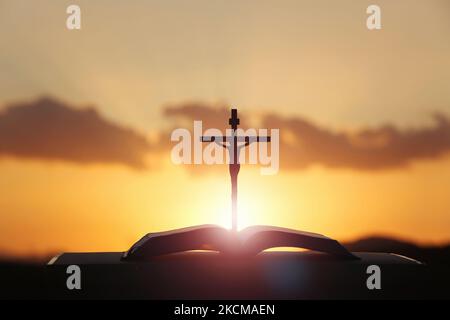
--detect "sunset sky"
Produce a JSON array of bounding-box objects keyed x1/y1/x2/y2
[{"x1": 1, "y1": 0, "x2": 450, "y2": 256}]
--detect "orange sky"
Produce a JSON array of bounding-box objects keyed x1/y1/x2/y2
[
  {"x1": 1, "y1": 154, "x2": 450, "y2": 256},
  {"x1": 0, "y1": 0, "x2": 450, "y2": 256}
]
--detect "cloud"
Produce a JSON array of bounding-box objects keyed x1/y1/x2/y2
[
  {"x1": 264, "y1": 112, "x2": 450, "y2": 170},
  {"x1": 163, "y1": 103, "x2": 450, "y2": 170},
  {"x1": 0, "y1": 97, "x2": 150, "y2": 168},
  {"x1": 2, "y1": 98, "x2": 449, "y2": 171}
]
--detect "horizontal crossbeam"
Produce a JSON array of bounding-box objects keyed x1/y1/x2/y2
[{"x1": 200, "y1": 136, "x2": 271, "y2": 143}]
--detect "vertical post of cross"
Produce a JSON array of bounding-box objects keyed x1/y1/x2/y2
[{"x1": 229, "y1": 109, "x2": 240, "y2": 232}]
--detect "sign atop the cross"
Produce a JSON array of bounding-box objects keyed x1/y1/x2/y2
[{"x1": 201, "y1": 109, "x2": 271, "y2": 232}]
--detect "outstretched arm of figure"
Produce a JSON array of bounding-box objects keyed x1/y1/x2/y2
[
  {"x1": 237, "y1": 136, "x2": 271, "y2": 151},
  {"x1": 200, "y1": 136, "x2": 230, "y2": 149},
  {"x1": 201, "y1": 136, "x2": 270, "y2": 153}
]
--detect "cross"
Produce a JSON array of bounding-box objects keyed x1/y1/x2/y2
[{"x1": 201, "y1": 109, "x2": 271, "y2": 232}]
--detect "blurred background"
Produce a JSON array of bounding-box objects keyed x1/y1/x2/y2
[{"x1": 0, "y1": 0, "x2": 449, "y2": 261}]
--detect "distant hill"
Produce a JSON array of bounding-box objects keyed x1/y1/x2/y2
[
  {"x1": 0, "y1": 252, "x2": 55, "y2": 266},
  {"x1": 344, "y1": 236, "x2": 450, "y2": 265}
]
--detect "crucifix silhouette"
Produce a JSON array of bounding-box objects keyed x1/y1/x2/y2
[{"x1": 201, "y1": 109, "x2": 271, "y2": 232}]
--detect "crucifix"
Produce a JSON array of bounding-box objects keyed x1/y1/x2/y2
[{"x1": 201, "y1": 109, "x2": 271, "y2": 232}]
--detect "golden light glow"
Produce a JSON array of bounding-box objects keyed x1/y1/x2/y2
[
  {"x1": 1, "y1": 0, "x2": 450, "y2": 257},
  {"x1": 1, "y1": 155, "x2": 449, "y2": 257}
]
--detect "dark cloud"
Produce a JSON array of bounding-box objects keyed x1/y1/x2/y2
[
  {"x1": 2, "y1": 98, "x2": 449, "y2": 171},
  {"x1": 264, "y1": 112, "x2": 450, "y2": 170},
  {"x1": 163, "y1": 103, "x2": 450, "y2": 170},
  {"x1": 0, "y1": 97, "x2": 150, "y2": 168}
]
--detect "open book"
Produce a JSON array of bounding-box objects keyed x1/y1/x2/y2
[{"x1": 123, "y1": 225, "x2": 358, "y2": 260}]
